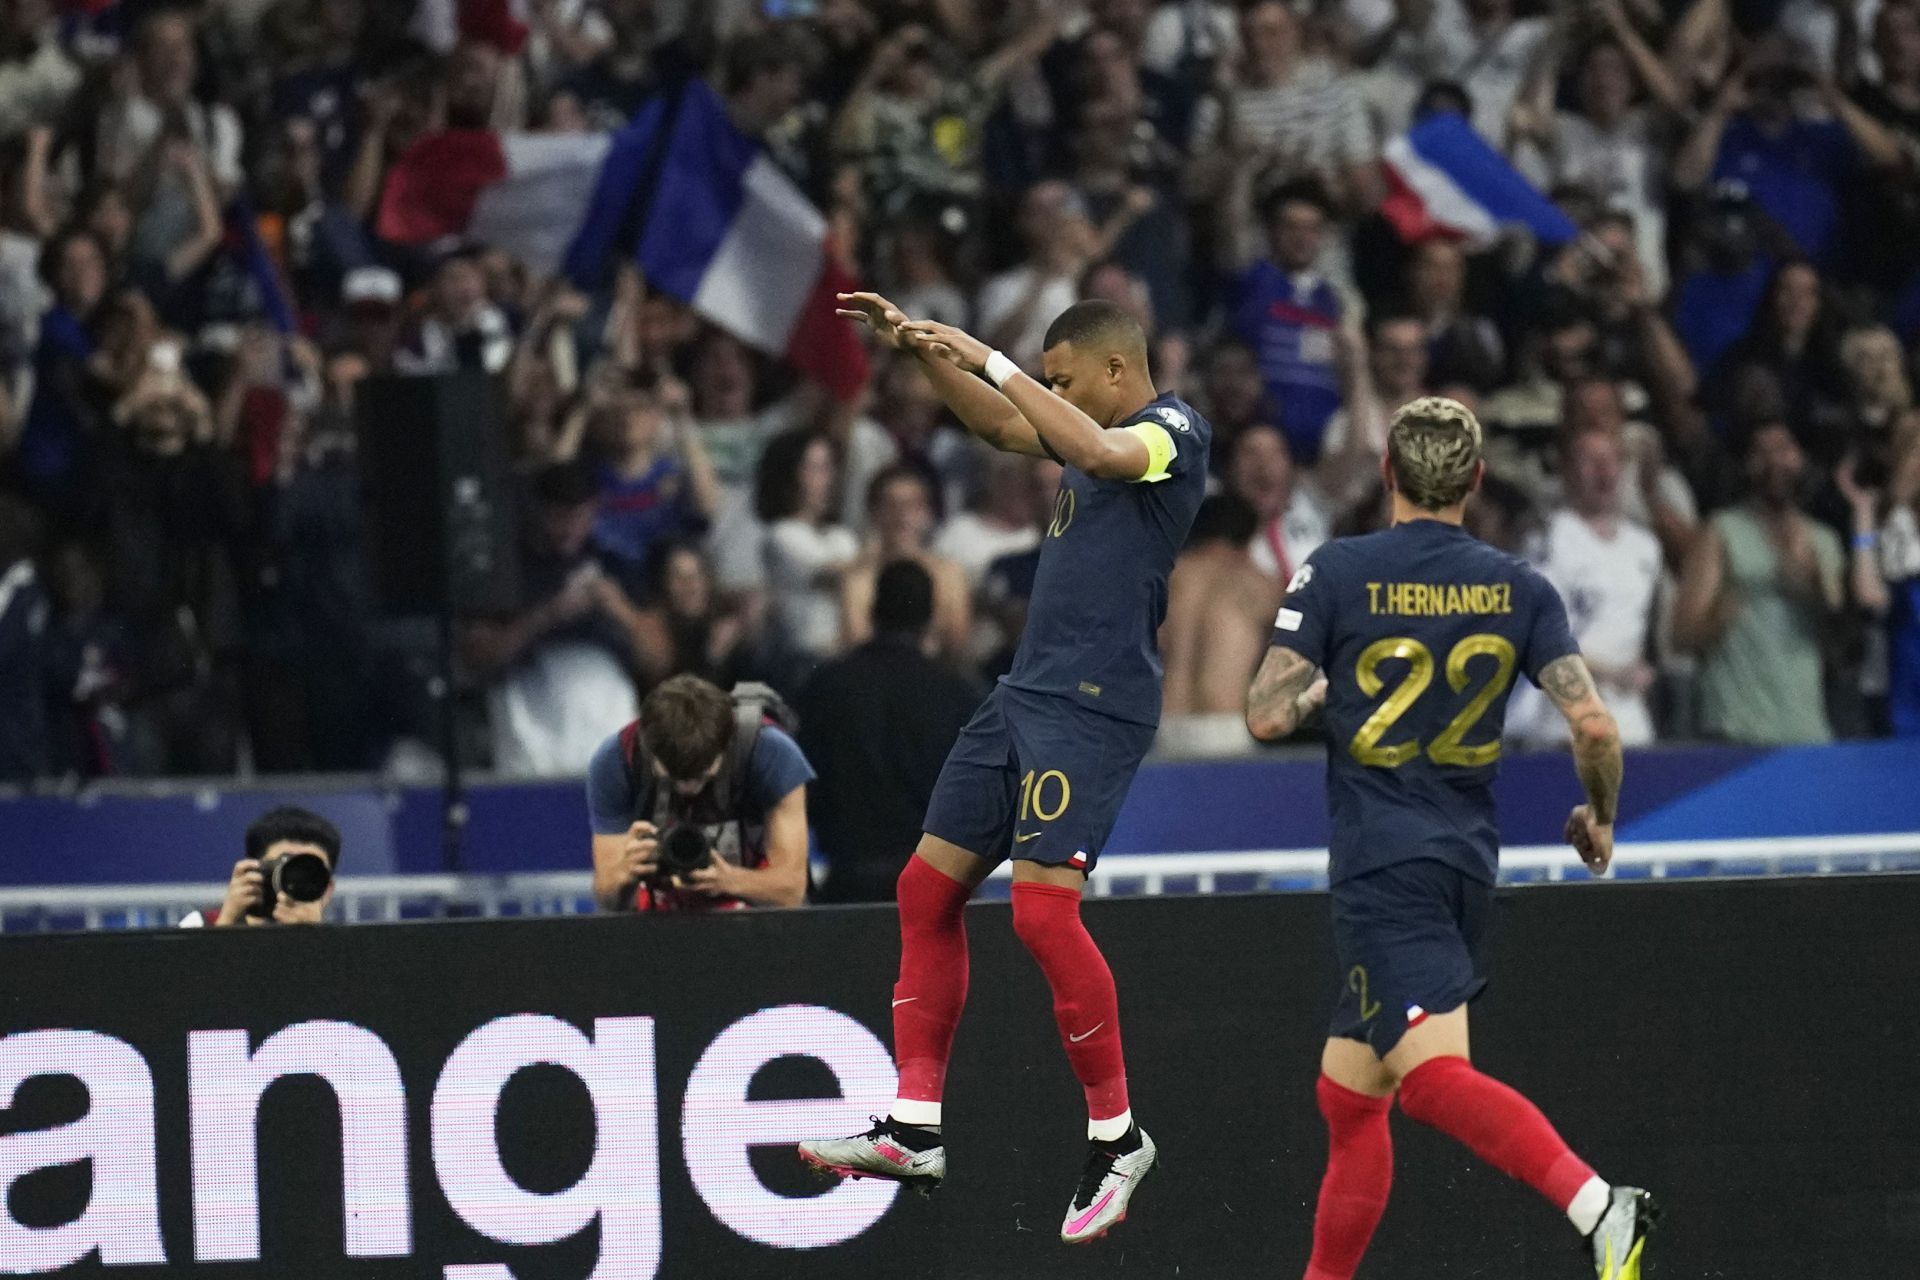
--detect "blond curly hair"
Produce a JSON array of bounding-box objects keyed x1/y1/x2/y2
[{"x1": 1387, "y1": 396, "x2": 1483, "y2": 511}]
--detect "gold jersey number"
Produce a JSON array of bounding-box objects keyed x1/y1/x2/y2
[{"x1": 1349, "y1": 634, "x2": 1517, "y2": 768}]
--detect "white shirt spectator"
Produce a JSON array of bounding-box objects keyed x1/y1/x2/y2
[
  {"x1": 976, "y1": 267, "x2": 1078, "y2": 372},
  {"x1": 1247, "y1": 487, "x2": 1333, "y2": 584},
  {"x1": 0, "y1": 28, "x2": 81, "y2": 138},
  {"x1": 840, "y1": 416, "x2": 902, "y2": 534},
  {"x1": 892, "y1": 280, "x2": 971, "y2": 331},
  {"x1": 1524, "y1": 108, "x2": 1668, "y2": 295},
  {"x1": 1353, "y1": 0, "x2": 1472, "y2": 136},
  {"x1": 934, "y1": 513, "x2": 1041, "y2": 588},
  {"x1": 394, "y1": 305, "x2": 516, "y2": 376},
  {"x1": 1142, "y1": 1, "x2": 1239, "y2": 76},
  {"x1": 96, "y1": 96, "x2": 244, "y2": 191},
  {"x1": 1508, "y1": 509, "x2": 1662, "y2": 747},
  {"x1": 764, "y1": 519, "x2": 859, "y2": 658},
  {"x1": 1458, "y1": 18, "x2": 1551, "y2": 147},
  {"x1": 1196, "y1": 59, "x2": 1377, "y2": 175},
  {"x1": 0, "y1": 230, "x2": 45, "y2": 368},
  {"x1": 698, "y1": 400, "x2": 802, "y2": 593}
]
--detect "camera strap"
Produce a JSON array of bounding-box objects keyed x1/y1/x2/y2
[{"x1": 619, "y1": 684, "x2": 795, "y2": 867}]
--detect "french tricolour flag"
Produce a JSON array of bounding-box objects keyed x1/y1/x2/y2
[
  {"x1": 1381, "y1": 111, "x2": 1579, "y2": 249},
  {"x1": 377, "y1": 80, "x2": 868, "y2": 398}
]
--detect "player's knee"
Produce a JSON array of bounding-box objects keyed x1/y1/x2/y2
[
  {"x1": 1392, "y1": 1053, "x2": 1473, "y2": 1117},
  {"x1": 1009, "y1": 880, "x2": 1080, "y2": 950},
  {"x1": 1317, "y1": 1073, "x2": 1393, "y2": 1133},
  {"x1": 897, "y1": 856, "x2": 969, "y2": 927}
]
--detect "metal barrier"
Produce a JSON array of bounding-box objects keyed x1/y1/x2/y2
[{"x1": 4, "y1": 832, "x2": 1919, "y2": 932}]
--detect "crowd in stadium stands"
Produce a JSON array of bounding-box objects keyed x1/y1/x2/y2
[{"x1": 2, "y1": 0, "x2": 1919, "y2": 787}]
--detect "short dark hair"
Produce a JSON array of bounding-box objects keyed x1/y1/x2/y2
[
  {"x1": 1366, "y1": 310, "x2": 1424, "y2": 340},
  {"x1": 865, "y1": 460, "x2": 944, "y2": 523},
  {"x1": 532, "y1": 460, "x2": 599, "y2": 508},
  {"x1": 721, "y1": 29, "x2": 808, "y2": 93},
  {"x1": 644, "y1": 537, "x2": 708, "y2": 599},
  {"x1": 1736, "y1": 416, "x2": 1799, "y2": 459},
  {"x1": 1413, "y1": 80, "x2": 1473, "y2": 122},
  {"x1": 245, "y1": 807, "x2": 342, "y2": 868},
  {"x1": 640, "y1": 674, "x2": 735, "y2": 779},
  {"x1": 1258, "y1": 178, "x2": 1333, "y2": 224},
  {"x1": 755, "y1": 428, "x2": 834, "y2": 522},
  {"x1": 37, "y1": 226, "x2": 107, "y2": 291},
  {"x1": 1041, "y1": 299, "x2": 1147, "y2": 360},
  {"x1": 873, "y1": 559, "x2": 935, "y2": 635}
]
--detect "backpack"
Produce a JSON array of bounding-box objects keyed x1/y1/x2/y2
[{"x1": 615, "y1": 682, "x2": 799, "y2": 870}]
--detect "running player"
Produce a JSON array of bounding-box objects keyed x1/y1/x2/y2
[
  {"x1": 798, "y1": 295, "x2": 1209, "y2": 1244},
  {"x1": 1244, "y1": 397, "x2": 1656, "y2": 1279}
]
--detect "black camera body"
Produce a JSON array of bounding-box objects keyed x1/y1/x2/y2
[
  {"x1": 652, "y1": 822, "x2": 715, "y2": 884},
  {"x1": 250, "y1": 851, "x2": 333, "y2": 917}
]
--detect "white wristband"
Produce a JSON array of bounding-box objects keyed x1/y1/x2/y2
[{"x1": 983, "y1": 350, "x2": 1020, "y2": 389}]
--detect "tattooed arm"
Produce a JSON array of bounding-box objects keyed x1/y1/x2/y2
[
  {"x1": 1245, "y1": 647, "x2": 1329, "y2": 742},
  {"x1": 1539, "y1": 653, "x2": 1624, "y2": 873}
]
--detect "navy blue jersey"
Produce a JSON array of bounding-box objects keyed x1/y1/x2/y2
[
  {"x1": 1277, "y1": 519, "x2": 1579, "y2": 884},
  {"x1": 1003, "y1": 393, "x2": 1211, "y2": 726}
]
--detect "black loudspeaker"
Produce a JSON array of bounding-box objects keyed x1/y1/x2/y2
[{"x1": 355, "y1": 372, "x2": 521, "y2": 616}]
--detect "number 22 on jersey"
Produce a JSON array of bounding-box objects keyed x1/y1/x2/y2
[{"x1": 1349, "y1": 634, "x2": 1517, "y2": 768}]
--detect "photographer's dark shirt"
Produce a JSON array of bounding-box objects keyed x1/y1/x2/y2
[{"x1": 584, "y1": 725, "x2": 814, "y2": 836}]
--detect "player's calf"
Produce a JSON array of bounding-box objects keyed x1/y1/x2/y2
[{"x1": 1395, "y1": 1055, "x2": 1657, "y2": 1273}]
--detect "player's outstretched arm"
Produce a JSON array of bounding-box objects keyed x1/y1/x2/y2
[
  {"x1": 901, "y1": 320, "x2": 1156, "y2": 480},
  {"x1": 836, "y1": 292, "x2": 1047, "y2": 457},
  {"x1": 911, "y1": 348, "x2": 1051, "y2": 456},
  {"x1": 1540, "y1": 653, "x2": 1624, "y2": 874},
  {"x1": 1245, "y1": 645, "x2": 1328, "y2": 742}
]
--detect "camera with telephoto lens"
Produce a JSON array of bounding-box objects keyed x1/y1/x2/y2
[
  {"x1": 653, "y1": 822, "x2": 715, "y2": 883},
  {"x1": 249, "y1": 850, "x2": 333, "y2": 917}
]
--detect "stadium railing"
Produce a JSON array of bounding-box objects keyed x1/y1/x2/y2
[{"x1": 3, "y1": 832, "x2": 1918, "y2": 932}]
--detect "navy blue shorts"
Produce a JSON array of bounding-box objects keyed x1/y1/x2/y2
[
  {"x1": 1329, "y1": 858, "x2": 1494, "y2": 1057},
  {"x1": 922, "y1": 684, "x2": 1156, "y2": 873}
]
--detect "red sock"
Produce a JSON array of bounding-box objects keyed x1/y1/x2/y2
[
  {"x1": 1010, "y1": 882, "x2": 1129, "y2": 1122},
  {"x1": 1304, "y1": 1075, "x2": 1394, "y2": 1280},
  {"x1": 1396, "y1": 1056, "x2": 1595, "y2": 1213},
  {"x1": 891, "y1": 857, "x2": 972, "y2": 1106}
]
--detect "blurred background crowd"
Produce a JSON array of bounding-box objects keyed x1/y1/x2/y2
[{"x1": 1, "y1": 0, "x2": 1918, "y2": 787}]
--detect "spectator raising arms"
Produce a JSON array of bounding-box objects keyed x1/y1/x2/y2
[
  {"x1": 841, "y1": 462, "x2": 970, "y2": 662},
  {"x1": 1508, "y1": 429, "x2": 1663, "y2": 748},
  {"x1": 758, "y1": 428, "x2": 858, "y2": 669},
  {"x1": 0, "y1": 0, "x2": 1918, "y2": 778},
  {"x1": 1675, "y1": 421, "x2": 1845, "y2": 744}
]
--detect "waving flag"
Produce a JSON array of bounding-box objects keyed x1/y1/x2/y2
[
  {"x1": 1381, "y1": 111, "x2": 1579, "y2": 248},
  {"x1": 377, "y1": 81, "x2": 868, "y2": 398},
  {"x1": 377, "y1": 129, "x2": 614, "y2": 275}
]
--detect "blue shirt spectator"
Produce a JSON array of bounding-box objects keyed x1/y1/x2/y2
[
  {"x1": 585, "y1": 383, "x2": 717, "y2": 596},
  {"x1": 1710, "y1": 113, "x2": 1853, "y2": 264},
  {"x1": 1228, "y1": 183, "x2": 1344, "y2": 463},
  {"x1": 1674, "y1": 258, "x2": 1771, "y2": 379},
  {"x1": 1232, "y1": 260, "x2": 1342, "y2": 462}
]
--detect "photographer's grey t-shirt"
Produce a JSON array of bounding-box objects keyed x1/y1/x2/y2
[{"x1": 585, "y1": 726, "x2": 815, "y2": 835}]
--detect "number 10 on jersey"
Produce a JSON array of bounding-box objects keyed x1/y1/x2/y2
[{"x1": 1019, "y1": 769, "x2": 1071, "y2": 821}]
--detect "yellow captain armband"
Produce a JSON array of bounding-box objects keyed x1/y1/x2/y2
[{"x1": 1121, "y1": 421, "x2": 1177, "y2": 483}]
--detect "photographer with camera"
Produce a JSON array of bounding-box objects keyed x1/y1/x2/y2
[
  {"x1": 183, "y1": 806, "x2": 341, "y2": 927},
  {"x1": 587, "y1": 674, "x2": 814, "y2": 912}
]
